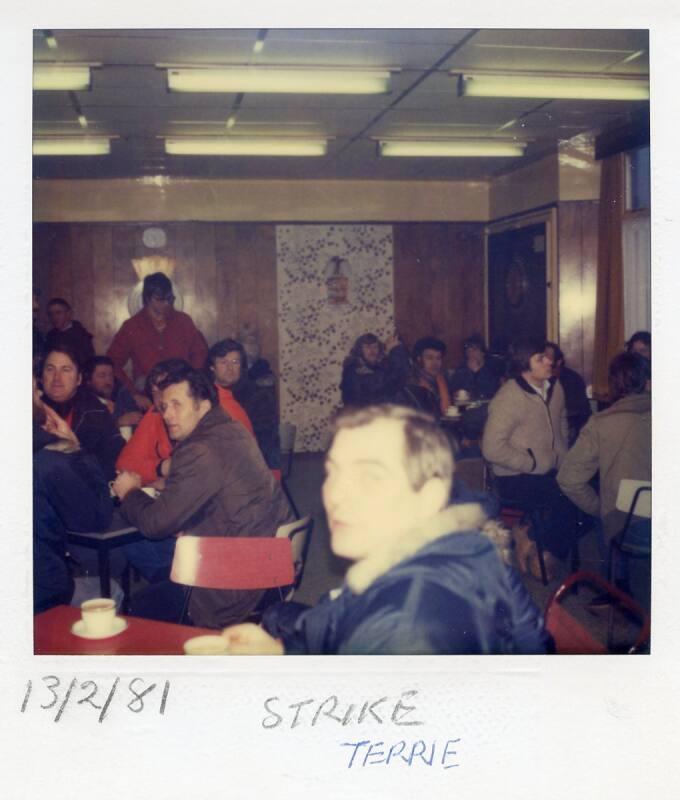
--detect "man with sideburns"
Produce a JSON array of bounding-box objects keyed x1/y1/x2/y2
[{"x1": 112, "y1": 365, "x2": 293, "y2": 628}]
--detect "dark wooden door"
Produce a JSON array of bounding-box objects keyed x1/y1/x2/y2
[{"x1": 488, "y1": 222, "x2": 547, "y2": 355}]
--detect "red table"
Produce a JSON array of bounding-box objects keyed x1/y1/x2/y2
[{"x1": 34, "y1": 606, "x2": 218, "y2": 655}]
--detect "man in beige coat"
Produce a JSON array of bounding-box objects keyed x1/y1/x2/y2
[
  {"x1": 557, "y1": 353, "x2": 651, "y2": 542},
  {"x1": 482, "y1": 337, "x2": 577, "y2": 575}
]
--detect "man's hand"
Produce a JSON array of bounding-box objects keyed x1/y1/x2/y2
[
  {"x1": 221, "y1": 623, "x2": 284, "y2": 655},
  {"x1": 42, "y1": 404, "x2": 80, "y2": 449},
  {"x1": 118, "y1": 411, "x2": 143, "y2": 427},
  {"x1": 112, "y1": 470, "x2": 142, "y2": 500},
  {"x1": 158, "y1": 457, "x2": 172, "y2": 478},
  {"x1": 133, "y1": 393, "x2": 152, "y2": 411}
]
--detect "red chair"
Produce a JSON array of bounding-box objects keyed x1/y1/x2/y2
[
  {"x1": 171, "y1": 536, "x2": 295, "y2": 624},
  {"x1": 544, "y1": 571, "x2": 650, "y2": 654}
]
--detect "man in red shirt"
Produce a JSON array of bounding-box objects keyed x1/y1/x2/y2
[{"x1": 106, "y1": 273, "x2": 208, "y2": 410}]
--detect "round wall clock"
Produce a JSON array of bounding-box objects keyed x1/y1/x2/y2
[{"x1": 142, "y1": 227, "x2": 167, "y2": 249}]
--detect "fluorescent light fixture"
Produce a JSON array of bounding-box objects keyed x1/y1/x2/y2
[
  {"x1": 379, "y1": 139, "x2": 527, "y2": 158},
  {"x1": 166, "y1": 67, "x2": 391, "y2": 94},
  {"x1": 45, "y1": 36, "x2": 58, "y2": 50},
  {"x1": 456, "y1": 72, "x2": 649, "y2": 101},
  {"x1": 165, "y1": 137, "x2": 327, "y2": 156},
  {"x1": 33, "y1": 64, "x2": 91, "y2": 91},
  {"x1": 33, "y1": 137, "x2": 111, "y2": 156}
]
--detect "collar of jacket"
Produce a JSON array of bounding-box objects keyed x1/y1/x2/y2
[
  {"x1": 346, "y1": 502, "x2": 495, "y2": 595},
  {"x1": 515, "y1": 375, "x2": 556, "y2": 403},
  {"x1": 599, "y1": 391, "x2": 650, "y2": 416}
]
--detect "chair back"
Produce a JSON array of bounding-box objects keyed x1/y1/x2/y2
[
  {"x1": 275, "y1": 515, "x2": 314, "y2": 600},
  {"x1": 279, "y1": 422, "x2": 297, "y2": 479},
  {"x1": 544, "y1": 570, "x2": 650, "y2": 654},
  {"x1": 615, "y1": 480, "x2": 651, "y2": 518},
  {"x1": 170, "y1": 536, "x2": 294, "y2": 590}
]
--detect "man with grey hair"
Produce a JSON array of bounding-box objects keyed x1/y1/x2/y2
[{"x1": 222, "y1": 404, "x2": 549, "y2": 655}]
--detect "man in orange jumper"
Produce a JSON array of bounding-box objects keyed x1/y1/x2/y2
[{"x1": 106, "y1": 273, "x2": 208, "y2": 410}]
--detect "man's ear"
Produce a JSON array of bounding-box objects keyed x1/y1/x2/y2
[{"x1": 417, "y1": 477, "x2": 449, "y2": 516}]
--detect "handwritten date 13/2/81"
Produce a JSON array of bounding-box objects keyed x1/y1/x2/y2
[{"x1": 20, "y1": 676, "x2": 170, "y2": 723}]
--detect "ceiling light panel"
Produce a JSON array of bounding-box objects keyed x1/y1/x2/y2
[
  {"x1": 165, "y1": 137, "x2": 328, "y2": 156},
  {"x1": 166, "y1": 67, "x2": 391, "y2": 94},
  {"x1": 379, "y1": 139, "x2": 527, "y2": 157},
  {"x1": 33, "y1": 137, "x2": 111, "y2": 155},
  {"x1": 33, "y1": 64, "x2": 91, "y2": 91},
  {"x1": 457, "y1": 72, "x2": 649, "y2": 101}
]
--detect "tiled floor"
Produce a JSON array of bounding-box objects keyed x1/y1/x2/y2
[{"x1": 286, "y1": 451, "x2": 651, "y2": 654}]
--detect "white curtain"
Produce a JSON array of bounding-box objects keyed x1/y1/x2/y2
[{"x1": 622, "y1": 215, "x2": 651, "y2": 338}]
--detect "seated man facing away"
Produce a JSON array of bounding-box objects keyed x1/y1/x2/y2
[
  {"x1": 482, "y1": 338, "x2": 578, "y2": 580},
  {"x1": 222, "y1": 405, "x2": 550, "y2": 655},
  {"x1": 557, "y1": 353, "x2": 651, "y2": 585},
  {"x1": 340, "y1": 332, "x2": 410, "y2": 408},
  {"x1": 84, "y1": 355, "x2": 143, "y2": 430},
  {"x1": 112, "y1": 366, "x2": 293, "y2": 628},
  {"x1": 395, "y1": 337, "x2": 451, "y2": 419}
]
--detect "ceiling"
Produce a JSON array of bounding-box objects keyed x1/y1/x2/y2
[{"x1": 32, "y1": 28, "x2": 650, "y2": 182}]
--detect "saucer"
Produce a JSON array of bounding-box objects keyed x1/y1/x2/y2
[{"x1": 71, "y1": 616, "x2": 128, "y2": 640}]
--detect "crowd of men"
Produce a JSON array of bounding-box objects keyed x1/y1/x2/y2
[{"x1": 32, "y1": 277, "x2": 651, "y2": 654}]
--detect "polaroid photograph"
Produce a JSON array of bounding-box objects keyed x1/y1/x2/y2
[{"x1": 2, "y1": 2, "x2": 678, "y2": 797}]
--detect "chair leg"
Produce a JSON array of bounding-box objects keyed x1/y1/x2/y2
[
  {"x1": 178, "y1": 586, "x2": 193, "y2": 626},
  {"x1": 281, "y1": 478, "x2": 300, "y2": 519}
]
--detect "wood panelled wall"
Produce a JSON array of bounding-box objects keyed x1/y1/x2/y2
[
  {"x1": 34, "y1": 221, "x2": 487, "y2": 381},
  {"x1": 557, "y1": 201, "x2": 599, "y2": 386},
  {"x1": 33, "y1": 222, "x2": 280, "y2": 378},
  {"x1": 393, "y1": 223, "x2": 486, "y2": 368}
]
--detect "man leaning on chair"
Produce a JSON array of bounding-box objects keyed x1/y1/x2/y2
[{"x1": 111, "y1": 364, "x2": 293, "y2": 628}]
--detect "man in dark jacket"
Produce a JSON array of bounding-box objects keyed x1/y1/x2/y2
[
  {"x1": 222, "y1": 405, "x2": 550, "y2": 655},
  {"x1": 112, "y1": 367, "x2": 294, "y2": 628},
  {"x1": 340, "y1": 332, "x2": 410, "y2": 408},
  {"x1": 40, "y1": 346, "x2": 125, "y2": 481},
  {"x1": 544, "y1": 341, "x2": 591, "y2": 446},
  {"x1": 450, "y1": 334, "x2": 501, "y2": 401},
  {"x1": 45, "y1": 298, "x2": 95, "y2": 369}
]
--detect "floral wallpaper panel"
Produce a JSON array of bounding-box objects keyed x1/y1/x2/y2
[{"x1": 277, "y1": 225, "x2": 395, "y2": 452}]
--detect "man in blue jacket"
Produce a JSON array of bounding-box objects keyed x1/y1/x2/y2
[{"x1": 222, "y1": 405, "x2": 549, "y2": 655}]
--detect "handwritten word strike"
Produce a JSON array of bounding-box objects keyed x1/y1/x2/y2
[
  {"x1": 20, "y1": 676, "x2": 170, "y2": 723},
  {"x1": 341, "y1": 738, "x2": 461, "y2": 769},
  {"x1": 262, "y1": 690, "x2": 423, "y2": 729}
]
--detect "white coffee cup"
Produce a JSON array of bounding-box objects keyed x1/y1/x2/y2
[
  {"x1": 183, "y1": 635, "x2": 229, "y2": 655},
  {"x1": 81, "y1": 598, "x2": 116, "y2": 637}
]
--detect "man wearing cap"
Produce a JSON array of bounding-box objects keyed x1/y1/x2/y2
[{"x1": 106, "y1": 272, "x2": 208, "y2": 410}]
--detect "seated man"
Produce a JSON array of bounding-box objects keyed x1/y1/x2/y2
[
  {"x1": 557, "y1": 353, "x2": 651, "y2": 569},
  {"x1": 625, "y1": 330, "x2": 651, "y2": 361},
  {"x1": 40, "y1": 346, "x2": 125, "y2": 482},
  {"x1": 112, "y1": 367, "x2": 294, "y2": 628},
  {"x1": 117, "y1": 355, "x2": 254, "y2": 486},
  {"x1": 222, "y1": 405, "x2": 550, "y2": 655},
  {"x1": 45, "y1": 297, "x2": 95, "y2": 370},
  {"x1": 450, "y1": 334, "x2": 501, "y2": 401},
  {"x1": 481, "y1": 338, "x2": 578, "y2": 579},
  {"x1": 207, "y1": 338, "x2": 278, "y2": 472},
  {"x1": 544, "y1": 341, "x2": 591, "y2": 446},
  {"x1": 84, "y1": 355, "x2": 143, "y2": 429},
  {"x1": 340, "y1": 332, "x2": 410, "y2": 408},
  {"x1": 33, "y1": 378, "x2": 112, "y2": 613},
  {"x1": 396, "y1": 336, "x2": 451, "y2": 418}
]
